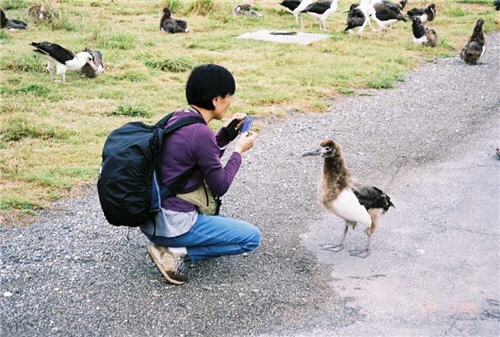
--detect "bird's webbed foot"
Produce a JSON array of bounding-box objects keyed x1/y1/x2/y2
[
  {"x1": 320, "y1": 243, "x2": 344, "y2": 252},
  {"x1": 348, "y1": 248, "x2": 370, "y2": 258}
]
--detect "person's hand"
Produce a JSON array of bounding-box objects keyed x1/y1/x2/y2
[
  {"x1": 224, "y1": 113, "x2": 246, "y2": 130},
  {"x1": 234, "y1": 131, "x2": 257, "y2": 154}
]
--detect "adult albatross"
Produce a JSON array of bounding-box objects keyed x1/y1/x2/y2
[{"x1": 30, "y1": 41, "x2": 97, "y2": 83}]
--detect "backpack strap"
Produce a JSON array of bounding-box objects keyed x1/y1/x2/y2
[
  {"x1": 154, "y1": 112, "x2": 174, "y2": 129},
  {"x1": 162, "y1": 115, "x2": 205, "y2": 134},
  {"x1": 155, "y1": 114, "x2": 205, "y2": 200}
]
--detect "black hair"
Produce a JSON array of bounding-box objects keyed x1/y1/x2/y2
[{"x1": 186, "y1": 64, "x2": 236, "y2": 110}]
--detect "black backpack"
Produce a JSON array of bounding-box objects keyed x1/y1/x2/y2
[{"x1": 97, "y1": 112, "x2": 204, "y2": 227}]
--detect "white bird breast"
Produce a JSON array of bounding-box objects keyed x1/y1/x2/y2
[
  {"x1": 326, "y1": 189, "x2": 372, "y2": 227},
  {"x1": 413, "y1": 35, "x2": 428, "y2": 45}
]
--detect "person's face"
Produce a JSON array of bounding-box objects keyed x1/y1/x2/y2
[{"x1": 212, "y1": 94, "x2": 232, "y2": 120}]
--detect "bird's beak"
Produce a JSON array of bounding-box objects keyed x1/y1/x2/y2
[
  {"x1": 87, "y1": 60, "x2": 98, "y2": 71},
  {"x1": 302, "y1": 148, "x2": 322, "y2": 157}
]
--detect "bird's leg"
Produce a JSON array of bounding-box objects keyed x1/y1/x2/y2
[
  {"x1": 62, "y1": 72, "x2": 66, "y2": 83},
  {"x1": 319, "y1": 17, "x2": 326, "y2": 31},
  {"x1": 367, "y1": 17, "x2": 377, "y2": 32},
  {"x1": 320, "y1": 224, "x2": 349, "y2": 252},
  {"x1": 47, "y1": 62, "x2": 54, "y2": 82},
  {"x1": 349, "y1": 227, "x2": 372, "y2": 258}
]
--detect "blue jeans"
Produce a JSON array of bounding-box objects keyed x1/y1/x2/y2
[{"x1": 143, "y1": 214, "x2": 261, "y2": 264}]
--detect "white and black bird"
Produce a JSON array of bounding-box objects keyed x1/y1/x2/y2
[
  {"x1": 345, "y1": 1, "x2": 378, "y2": 36},
  {"x1": 80, "y1": 48, "x2": 104, "y2": 78},
  {"x1": 460, "y1": 19, "x2": 486, "y2": 65},
  {"x1": 371, "y1": 0, "x2": 407, "y2": 32},
  {"x1": 0, "y1": 9, "x2": 28, "y2": 30},
  {"x1": 160, "y1": 8, "x2": 189, "y2": 33},
  {"x1": 411, "y1": 16, "x2": 438, "y2": 47},
  {"x1": 280, "y1": 0, "x2": 314, "y2": 28},
  {"x1": 344, "y1": 3, "x2": 372, "y2": 35},
  {"x1": 30, "y1": 42, "x2": 97, "y2": 83},
  {"x1": 300, "y1": 0, "x2": 338, "y2": 30},
  {"x1": 303, "y1": 139, "x2": 394, "y2": 258},
  {"x1": 233, "y1": 4, "x2": 263, "y2": 17},
  {"x1": 407, "y1": 3, "x2": 436, "y2": 24}
]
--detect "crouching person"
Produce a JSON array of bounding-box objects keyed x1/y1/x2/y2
[{"x1": 141, "y1": 64, "x2": 261, "y2": 285}]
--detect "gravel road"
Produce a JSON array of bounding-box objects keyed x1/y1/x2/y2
[{"x1": 1, "y1": 32, "x2": 499, "y2": 337}]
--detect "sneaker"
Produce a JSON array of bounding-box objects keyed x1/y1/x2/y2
[{"x1": 147, "y1": 245, "x2": 187, "y2": 285}]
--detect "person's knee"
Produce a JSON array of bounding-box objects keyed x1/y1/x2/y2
[{"x1": 243, "y1": 226, "x2": 261, "y2": 252}]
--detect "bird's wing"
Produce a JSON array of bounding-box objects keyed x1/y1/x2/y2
[
  {"x1": 373, "y1": 3, "x2": 393, "y2": 17},
  {"x1": 31, "y1": 42, "x2": 75, "y2": 63},
  {"x1": 407, "y1": 7, "x2": 424, "y2": 17},
  {"x1": 468, "y1": 40, "x2": 485, "y2": 55},
  {"x1": 382, "y1": 1, "x2": 401, "y2": 11},
  {"x1": 302, "y1": 1, "x2": 333, "y2": 14},
  {"x1": 280, "y1": 0, "x2": 302, "y2": 12},
  {"x1": 327, "y1": 189, "x2": 372, "y2": 227},
  {"x1": 345, "y1": 10, "x2": 365, "y2": 30},
  {"x1": 175, "y1": 19, "x2": 188, "y2": 30},
  {"x1": 294, "y1": 0, "x2": 314, "y2": 14},
  {"x1": 351, "y1": 184, "x2": 394, "y2": 211},
  {"x1": 7, "y1": 18, "x2": 27, "y2": 29}
]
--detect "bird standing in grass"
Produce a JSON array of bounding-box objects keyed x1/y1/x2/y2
[
  {"x1": 344, "y1": 4, "x2": 367, "y2": 34},
  {"x1": 371, "y1": 0, "x2": 407, "y2": 33},
  {"x1": 280, "y1": 0, "x2": 314, "y2": 28},
  {"x1": 346, "y1": 0, "x2": 406, "y2": 36},
  {"x1": 345, "y1": 2, "x2": 378, "y2": 36},
  {"x1": 300, "y1": 0, "x2": 338, "y2": 31},
  {"x1": 30, "y1": 41, "x2": 97, "y2": 83},
  {"x1": 303, "y1": 139, "x2": 394, "y2": 258},
  {"x1": 460, "y1": 19, "x2": 486, "y2": 65}
]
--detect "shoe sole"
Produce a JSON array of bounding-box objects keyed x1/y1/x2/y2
[{"x1": 147, "y1": 245, "x2": 186, "y2": 285}]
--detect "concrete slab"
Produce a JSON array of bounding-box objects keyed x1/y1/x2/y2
[{"x1": 236, "y1": 29, "x2": 330, "y2": 45}]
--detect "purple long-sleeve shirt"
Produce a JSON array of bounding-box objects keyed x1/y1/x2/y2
[{"x1": 161, "y1": 109, "x2": 242, "y2": 211}]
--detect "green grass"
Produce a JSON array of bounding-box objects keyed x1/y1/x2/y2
[
  {"x1": 143, "y1": 55, "x2": 195, "y2": 73},
  {"x1": 1, "y1": 116, "x2": 74, "y2": 142},
  {"x1": 112, "y1": 102, "x2": 152, "y2": 118},
  {"x1": 0, "y1": 0, "x2": 498, "y2": 220}
]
